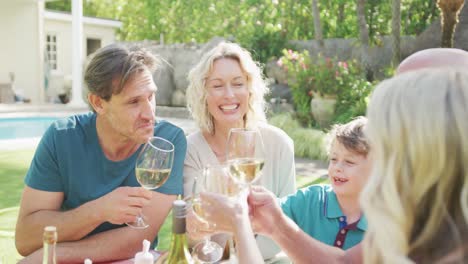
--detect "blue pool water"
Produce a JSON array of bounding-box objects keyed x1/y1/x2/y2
[{"x1": 0, "y1": 117, "x2": 59, "y2": 140}]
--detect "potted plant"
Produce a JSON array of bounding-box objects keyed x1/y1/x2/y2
[{"x1": 278, "y1": 49, "x2": 363, "y2": 128}]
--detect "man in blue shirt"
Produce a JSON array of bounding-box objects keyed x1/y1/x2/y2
[{"x1": 15, "y1": 44, "x2": 187, "y2": 263}]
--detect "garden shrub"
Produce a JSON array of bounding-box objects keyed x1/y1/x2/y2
[{"x1": 269, "y1": 113, "x2": 327, "y2": 160}]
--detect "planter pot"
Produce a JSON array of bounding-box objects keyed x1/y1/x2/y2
[{"x1": 310, "y1": 94, "x2": 337, "y2": 129}]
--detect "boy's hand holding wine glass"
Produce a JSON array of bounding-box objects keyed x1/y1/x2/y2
[{"x1": 247, "y1": 185, "x2": 284, "y2": 237}]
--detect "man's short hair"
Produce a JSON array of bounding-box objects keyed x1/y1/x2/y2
[{"x1": 84, "y1": 44, "x2": 158, "y2": 101}]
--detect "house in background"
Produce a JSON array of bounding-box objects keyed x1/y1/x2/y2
[{"x1": 0, "y1": 0, "x2": 121, "y2": 104}]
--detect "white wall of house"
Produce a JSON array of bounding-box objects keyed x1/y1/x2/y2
[
  {"x1": 0, "y1": 1, "x2": 44, "y2": 103},
  {"x1": 0, "y1": 2, "x2": 121, "y2": 104},
  {"x1": 44, "y1": 11, "x2": 121, "y2": 101}
]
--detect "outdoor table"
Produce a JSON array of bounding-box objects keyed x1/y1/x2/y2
[{"x1": 97, "y1": 250, "x2": 163, "y2": 264}]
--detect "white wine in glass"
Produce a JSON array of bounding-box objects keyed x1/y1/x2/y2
[
  {"x1": 229, "y1": 158, "x2": 265, "y2": 184},
  {"x1": 135, "y1": 168, "x2": 171, "y2": 189},
  {"x1": 226, "y1": 128, "x2": 265, "y2": 186},
  {"x1": 127, "y1": 136, "x2": 174, "y2": 229}
]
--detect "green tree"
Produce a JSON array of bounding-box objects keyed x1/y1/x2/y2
[{"x1": 44, "y1": 0, "x2": 441, "y2": 64}]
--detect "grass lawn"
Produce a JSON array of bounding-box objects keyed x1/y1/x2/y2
[
  {"x1": 0, "y1": 149, "x2": 34, "y2": 262},
  {"x1": 0, "y1": 149, "x2": 326, "y2": 261},
  {"x1": 0, "y1": 150, "x2": 34, "y2": 209}
]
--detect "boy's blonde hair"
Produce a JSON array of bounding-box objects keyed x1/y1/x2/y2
[
  {"x1": 362, "y1": 68, "x2": 468, "y2": 263},
  {"x1": 186, "y1": 42, "x2": 268, "y2": 134},
  {"x1": 327, "y1": 116, "x2": 369, "y2": 156}
]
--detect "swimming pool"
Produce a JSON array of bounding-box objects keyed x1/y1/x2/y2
[{"x1": 0, "y1": 117, "x2": 59, "y2": 140}]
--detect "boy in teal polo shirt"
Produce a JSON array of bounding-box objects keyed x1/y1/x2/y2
[
  {"x1": 281, "y1": 116, "x2": 371, "y2": 249},
  {"x1": 197, "y1": 117, "x2": 371, "y2": 260}
]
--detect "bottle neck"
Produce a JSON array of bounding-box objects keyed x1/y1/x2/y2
[
  {"x1": 172, "y1": 214, "x2": 186, "y2": 234},
  {"x1": 169, "y1": 233, "x2": 188, "y2": 248},
  {"x1": 42, "y1": 239, "x2": 57, "y2": 264},
  {"x1": 43, "y1": 228, "x2": 57, "y2": 264},
  {"x1": 170, "y1": 215, "x2": 188, "y2": 249},
  {"x1": 166, "y1": 215, "x2": 193, "y2": 263}
]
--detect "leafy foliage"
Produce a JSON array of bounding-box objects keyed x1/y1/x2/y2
[{"x1": 46, "y1": 0, "x2": 438, "y2": 63}]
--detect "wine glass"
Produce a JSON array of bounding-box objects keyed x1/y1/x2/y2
[
  {"x1": 126, "y1": 136, "x2": 174, "y2": 229},
  {"x1": 226, "y1": 128, "x2": 265, "y2": 187},
  {"x1": 190, "y1": 164, "x2": 235, "y2": 263}
]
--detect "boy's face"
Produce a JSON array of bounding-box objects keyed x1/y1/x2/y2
[{"x1": 328, "y1": 141, "x2": 372, "y2": 198}]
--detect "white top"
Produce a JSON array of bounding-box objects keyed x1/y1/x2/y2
[{"x1": 184, "y1": 123, "x2": 296, "y2": 260}]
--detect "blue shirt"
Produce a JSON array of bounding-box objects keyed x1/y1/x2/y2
[
  {"x1": 25, "y1": 112, "x2": 187, "y2": 241},
  {"x1": 280, "y1": 184, "x2": 367, "y2": 249}
]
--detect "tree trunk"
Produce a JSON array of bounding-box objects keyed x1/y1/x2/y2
[
  {"x1": 391, "y1": 0, "x2": 401, "y2": 65},
  {"x1": 312, "y1": 0, "x2": 324, "y2": 49},
  {"x1": 338, "y1": 2, "x2": 345, "y2": 31},
  {"x1": 437, "y1": 0, "x2": 465, "y2": 47},
  {"x1": 356, "y1": 0, "x2": 369, "y2": 45},
  {"x1": 356, "y1": 0, "x2": 372, "y2": 80}
]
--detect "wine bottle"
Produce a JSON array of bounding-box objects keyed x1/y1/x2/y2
[
  {"x1": 42, "y1": 226, "x2": 57, "y2": 264},
  {"x1": 161, "y1": 199, "x2": 194, "y2": 264}
]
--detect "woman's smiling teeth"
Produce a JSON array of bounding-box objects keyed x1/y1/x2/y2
[{"x1": 220, "y1": 104, "x2": 239, "y2": 111}]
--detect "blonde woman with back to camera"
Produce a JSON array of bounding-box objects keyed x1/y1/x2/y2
[
  {"x1": 362, "y1": 68, "x2": 468, "y2": 263},
  {"x1": 184, "y1": 42, "x2": 296, "y2": 261}
]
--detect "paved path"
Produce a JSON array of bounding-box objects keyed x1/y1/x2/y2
[{"x1": 295, "y1": 157, "x2": 328, "y2": 179}]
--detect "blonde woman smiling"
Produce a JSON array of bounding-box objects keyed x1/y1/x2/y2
[{"x1": 184, "y1": 42, "x2": 296, "y2": 260}]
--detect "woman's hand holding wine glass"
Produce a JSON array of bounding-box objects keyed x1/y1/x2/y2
[{"x1": 189, "y1": 164, "x2": 237, "y2": 263}]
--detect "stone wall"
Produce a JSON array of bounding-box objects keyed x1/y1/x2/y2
[{"x1": 118, "y1": 37, "x2": 225, "y2": 106}]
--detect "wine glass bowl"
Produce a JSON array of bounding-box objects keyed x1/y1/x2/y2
[
  {"x1": 228, "y1": 158, "x2": 265, "y2": 185},
  {"x1": 127, "y1": 136, "x2": 175, "y2": 229},
  {"x1": 135, "y1": 137, "x2": 174, "y2": 189},
  {"x1": 226, "y1": 128, "x2": 265, "y2": 186}
]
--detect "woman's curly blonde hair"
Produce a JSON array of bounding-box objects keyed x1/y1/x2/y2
[{"x1": 186, "y1": 42, "x2": 268, "y2": 134}]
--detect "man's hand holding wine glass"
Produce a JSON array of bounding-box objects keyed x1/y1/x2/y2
[
  {"x1": 127, "y1": 136, "x2": 175, "y2": 229},
  {"x1": 94, "y1": 186, "x2": 153, "y2": 225}
]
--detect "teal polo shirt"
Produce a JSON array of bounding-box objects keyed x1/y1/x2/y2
[{"x1": 280, "y1": 184, "x2": 367, "y2": 249}]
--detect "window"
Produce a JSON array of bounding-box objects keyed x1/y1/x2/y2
[
  {"x1": 46, "y1": 34, "x2": 57, "y2": 70},
  {"x1": 87, "y1": 38, "x2": 102, "y2": 56}
]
